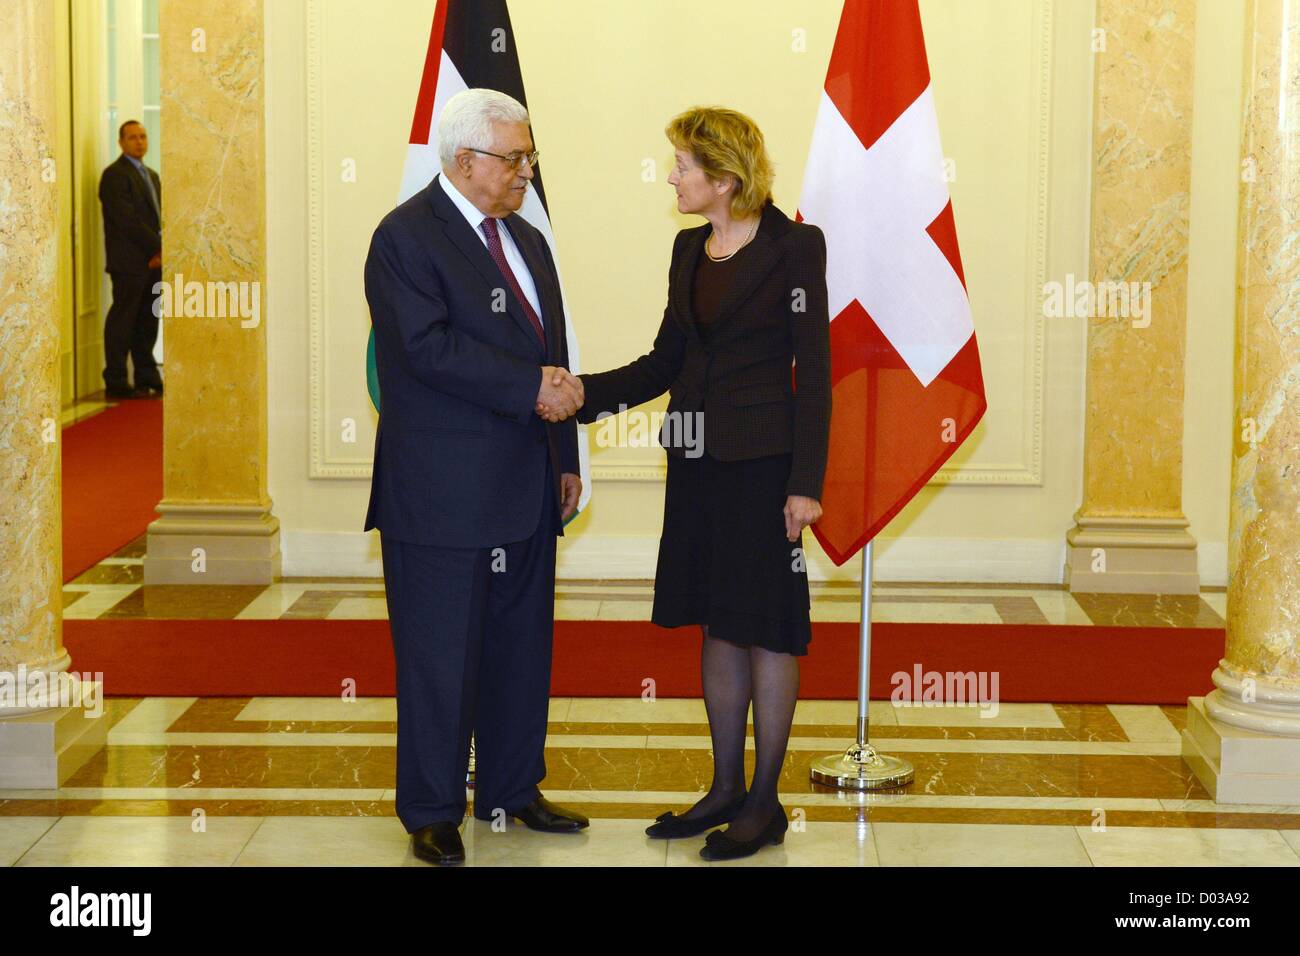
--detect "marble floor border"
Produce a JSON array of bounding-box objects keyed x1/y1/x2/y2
[
  {"x1": 2, "y1": 788, "x2": 1293, "y2": 815},
  {"x1": 154, "y1": 698, "x2": 1137, "y2": 741},
  {"x1": 59, "y1": 538, "x2": 1227, "y2": 627},
  {"x1": 2, "y1": 799, "x2": 1298, "y2": 832},
  {"x1": 5, "y1": 814, "x2": 1293, "y2": 867},
  {"x1": 96, "y1": 730, "x2": 1188, "y2": 757}
]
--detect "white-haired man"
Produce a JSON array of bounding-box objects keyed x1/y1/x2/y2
[{"x1": 364, "y1": 88, "x2": 587, "y2": 865}]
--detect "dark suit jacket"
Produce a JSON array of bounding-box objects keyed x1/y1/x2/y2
[
  {"x1": 577, "y1": 200, "x2": 831, "y2": 500},
  {"x1": 99, "y1": 154, "x2": 161, "y2": 275},
  {"x1": 363, "y1": 174, "x2": 579, "y2": 548}
]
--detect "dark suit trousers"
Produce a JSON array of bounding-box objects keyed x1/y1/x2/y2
[
  {"x1": 103, "y1": 269, "x2": 162, "y2": 390},
  {"x1": 380, "y1": 460, "x2": 560, "y2": 832}
]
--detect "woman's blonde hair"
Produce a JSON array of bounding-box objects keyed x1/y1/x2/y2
[{"x1": 666, "y1": 107, "x2": 774, "y2": 218}]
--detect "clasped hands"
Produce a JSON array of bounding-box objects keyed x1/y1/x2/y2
[
  {"x1": 534, "y1": 366, "x2": 819, "y2": 536},
  {"x1": 535, "y1": 366, "x2": 583, "y2": 422}
]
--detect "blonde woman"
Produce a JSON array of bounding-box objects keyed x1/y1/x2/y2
[{"x1": 544, "y1": 107, "x2": 831, "y2": 860}]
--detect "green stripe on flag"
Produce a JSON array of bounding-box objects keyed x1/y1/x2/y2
[{"x1": 366, "y1": 327, "x2": 381, "y2": 413}]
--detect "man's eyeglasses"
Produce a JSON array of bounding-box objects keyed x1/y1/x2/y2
[{"x1": 463, "y1": 147, "x2": 540, "y2": 170}]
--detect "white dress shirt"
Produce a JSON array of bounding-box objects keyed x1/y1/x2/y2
[{"x1": 438, "y1": 172, "x2": 543, "y2": 323}]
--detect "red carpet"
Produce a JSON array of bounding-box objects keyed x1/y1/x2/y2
[
  {"x1": 63, "y1": 618, "x2": 1222, "y2": 703},
  {"x1": 61, "y1": 400, "x2": 163, "y2": 582}
]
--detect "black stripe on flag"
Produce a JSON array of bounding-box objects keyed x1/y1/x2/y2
[{"x1": 443, "y1": 0, "x2": 550, "y2": 213}]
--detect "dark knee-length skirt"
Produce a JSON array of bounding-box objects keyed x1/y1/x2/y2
[{"x1": 650, "y1": 450, "x2": 812, "y2": 656}]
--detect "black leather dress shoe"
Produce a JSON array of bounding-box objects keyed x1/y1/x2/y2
[
  {"x1": 510, "y1": 796, "x2": 589, "y2": 833},
  {"x1": 141, "y1": 381, "x2": 163, "y2": 397},
  {"x1": 411, "y1": 822, "x2": 465, "y2": 865}
]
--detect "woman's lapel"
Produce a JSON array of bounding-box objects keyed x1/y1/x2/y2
[{"x1": 668, "y1": 204, "x2": 785, "y2": 340}]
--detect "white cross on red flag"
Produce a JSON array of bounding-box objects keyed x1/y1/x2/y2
[{"x1": 800, "y1": 0, "x2": 987, "y2": 566}]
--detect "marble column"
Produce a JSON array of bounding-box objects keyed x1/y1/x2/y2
[
  {"x1": 144, "y1": 0, "x2": 280, "y2": 584},
  {"x1": 1064, "y1": 0, "x2": 1200, "y2": 594},
  {"x1": 0, "y1": 0, "x2": 106, "y2": 787},
  {"x1": 1183, "y1": 0, "x2": 1300, "y2": 804}
]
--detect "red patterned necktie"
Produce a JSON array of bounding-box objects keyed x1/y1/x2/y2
[{"x1": 480, "y1": 217, "x2": 545, "y2": 349}]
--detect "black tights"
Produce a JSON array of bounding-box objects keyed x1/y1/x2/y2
[{"x1": 682, "y1": 625, "x2": 800, "y2": 841}]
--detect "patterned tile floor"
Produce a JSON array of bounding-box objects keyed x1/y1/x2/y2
[
  {"x1": 3, "y1": 694, "x2": 1299, "y2": 866},
  {"x1": 63, "y1": 534, "x2": 1229, "y2": 627},
  {"x1": 19, "y1": 525, "x2": 1284, "y2": 866}
]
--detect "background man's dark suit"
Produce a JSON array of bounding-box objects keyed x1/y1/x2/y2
[
  {"x1": 98, "y1": 154, "x2": 163, "y2": 393},
  {"x1": 364, "y1": 173, "x2": 578, "y2": 832}
]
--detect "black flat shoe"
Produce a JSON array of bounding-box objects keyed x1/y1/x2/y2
[
  {"x1": 411, "y1": 822, "x2": 465, "y2": 865},
  {"x1": 645, "y1": 793, "x2": 746, "y2": 839},
  {"x1": 699, "y1": 804, "x2": 788, "y2": 861},
  {"x1": 509, "y1": 796, "x2": 589, "y2": 833}
]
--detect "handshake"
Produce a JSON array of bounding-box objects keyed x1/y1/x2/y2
[{"x1": 535, "y1": 366, "x2": 584, "y2": 423}]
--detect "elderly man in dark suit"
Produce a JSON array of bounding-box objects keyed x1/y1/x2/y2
[
  {"x1": 363, "y1": 88, "x2": 588, "y2": 866},
  {"x1": 98, "y1": 120, "x2": 163, "y2": 399}
]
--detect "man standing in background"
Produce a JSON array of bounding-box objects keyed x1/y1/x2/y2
[{"x1": 98, "y1": 119, "x2": 163, "y2": 399}]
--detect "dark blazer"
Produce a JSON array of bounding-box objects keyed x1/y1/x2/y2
[
  {"x1": 577, "y1": 200, "x2": 831, "y2": 500},
  {"x1": 99, "y1": 154, "x2": 161, "y2": 275},
  {"x1": 363, "y1": 174, "x2": 579, "y2": 548}
]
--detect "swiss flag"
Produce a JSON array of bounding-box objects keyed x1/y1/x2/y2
[{"x1": 800, "y1": 0, "x2": 987, "y2": 566}]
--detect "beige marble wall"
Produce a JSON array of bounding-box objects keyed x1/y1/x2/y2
[
  {"x1": 157, "y1": 0, "x2": 268, "y2": 503},
  {"x1": 0, "y1": 0, "x2": 107, "y2": 785},
  {"x1": 1183, "y1": 0, "x2": 1300, "y2": 802},
  {"x1": 0, "y1": 0, "x2": 68, "y2": 678},
  {"x1": 1220, "y1": 0, "x2": 1300, "y2": 705},
  {"x1": 146, "y1": 0, "x2": 279, "y2": 583},
  {"x1": 1066, "y1": 0, "x2": 1200, "y2": 593}
]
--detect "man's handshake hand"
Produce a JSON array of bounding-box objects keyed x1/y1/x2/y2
[{"x1": 536, "y1": 366, "x2": 584, "y2": 422}]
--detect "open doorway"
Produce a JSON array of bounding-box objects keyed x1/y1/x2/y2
[
  {"x1": 63, "y1": 0, "x2": 164, "y2": 420},
  {"x1": 59, "y1": 0, "x2": 166, "y2": 584}
]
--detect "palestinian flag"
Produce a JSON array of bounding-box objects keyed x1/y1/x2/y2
[{"x1": 366, "y1": 0, "x2": 591, "y2": 520}]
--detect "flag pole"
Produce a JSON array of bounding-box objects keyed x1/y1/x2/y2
[{"x1": 808, "y1": 541, "x2": 913, "y2": 790}]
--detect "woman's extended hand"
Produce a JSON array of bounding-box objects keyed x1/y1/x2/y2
[{"x1": 783, "y1": 495, "x2": 822, "y2": 543}]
